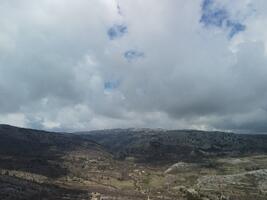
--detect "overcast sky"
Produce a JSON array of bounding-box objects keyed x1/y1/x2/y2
[{"x1": 1, "y1": 0, "x2": 267, "y2": 133}]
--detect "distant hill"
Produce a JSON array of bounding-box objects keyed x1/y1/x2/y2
[
  {"x1": 78, "y1": 128, "x2": 267, "y2": 162},
  {"x1": 1, "y1": 125, "x2": 267, "y2": 199},
  {"x1": 2, "y1": 125, "x2": 267, "y2": 164}
]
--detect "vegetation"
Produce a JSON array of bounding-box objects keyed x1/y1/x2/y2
[{"x1": 0, "y1": 125, "x2": 267, "y2": 199}]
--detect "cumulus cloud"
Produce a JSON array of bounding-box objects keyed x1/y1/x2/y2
[{"x1": 0, "y1": 0, "x2": 267, "y2": 133}]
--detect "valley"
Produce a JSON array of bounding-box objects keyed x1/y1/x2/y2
[{"x1": 0, "y1": 125, "x2": 267, "y2": 200}]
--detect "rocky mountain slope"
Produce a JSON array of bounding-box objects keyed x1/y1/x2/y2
[
  {"x1": 79, "y1": 128, "x2": 267, "y2": 162},
  {"x1": 1, "y1": 125, "x2": 267, "y2": 200},
  {"x1": 0, "y1": 124, "x2": 107, "y2": 178}
]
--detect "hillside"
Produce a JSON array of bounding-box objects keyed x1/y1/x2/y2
[
  {"x1": 0, "y1": 125, "x2": 267, "y2": 200},
  {"x1": 79, "y1": 128, "x2": 267, "y2": 162}
]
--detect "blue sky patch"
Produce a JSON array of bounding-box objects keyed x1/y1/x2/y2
[
  {"x1": 104, "y1": 80, "x2": 120, "y2": 90},
  {"x1": 107, "y1": 24, "x2": 127, "y2": 40},
  {"x1": 200, "y1": 7, "x2": 228, "y2": 27},
  {"x1": 200, "y1": 0, "x2": 246, "y2": 38},
  {"x1": 202, "y1": 0, "x2": 213, "y2": 10},
  {"x1": 124, "y1": 50, "x2": 144, "y2": 62},
  {"x1": 227, "y1": 21, "x2": 246, "y2": 38}
]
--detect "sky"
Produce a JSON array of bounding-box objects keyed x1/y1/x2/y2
[{"x1": 0, "y1": 0, "x2": 267, "y2": 133}]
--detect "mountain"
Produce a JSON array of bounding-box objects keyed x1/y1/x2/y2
[
  {"x1": 78, "y1": 128, "x2": 267, "y2": 162},
  {"x1": 0, "y1": 124, "x2": 112, "y2": 200},
  {"x1": 1, "y1": 125, "x2": 267, "y2": 200},
  {"x1": 0, "y1": 124, "x2": 107, "y2": 177}
]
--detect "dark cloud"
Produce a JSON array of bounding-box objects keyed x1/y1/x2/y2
[{"x1": 0, "y1": 0, "x2": 267, "y2": 133}]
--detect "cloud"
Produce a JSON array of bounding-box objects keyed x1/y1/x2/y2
[{"x1": 0, "y1": 0, "x2": 267, "y2": 133}]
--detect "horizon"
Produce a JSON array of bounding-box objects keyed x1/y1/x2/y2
[{"x1": 1, "y1": 123, "x2": 264, "y2": 135}]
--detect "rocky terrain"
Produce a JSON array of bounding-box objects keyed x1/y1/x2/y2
[
  {"x1": 80, "y1": 128, "x2": 267, "y2": 162},
  {"x1": 0, "y1": 125, "x2": 267, "y2": 199}
]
